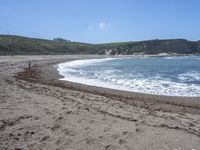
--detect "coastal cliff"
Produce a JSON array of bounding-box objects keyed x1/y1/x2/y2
[{"x1": 0, "y1": 35, "x2": 200, "y2": 55}]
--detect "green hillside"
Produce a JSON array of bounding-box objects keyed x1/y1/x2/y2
[
  {"x1": 0, "y1": 35, "x2": 95, "y2": 55},
  {"x1": 0, "y1": 35, "x2": 200, "y2": 55}
]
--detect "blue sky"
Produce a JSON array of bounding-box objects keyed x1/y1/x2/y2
[{"x1": 0, "y1": 0, "x2": 200, "y2": 43}]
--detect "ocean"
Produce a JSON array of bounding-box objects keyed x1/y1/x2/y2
[{"x1": 57, "y1": 56, "x2": 200, "y2": 97}]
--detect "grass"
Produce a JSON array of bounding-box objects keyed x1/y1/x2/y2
[{"x1": 0, "y1": 34, "x2": 200, "y2": 55}]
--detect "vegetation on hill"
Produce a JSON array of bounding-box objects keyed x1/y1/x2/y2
[{"x1": 0, "y1": 35, "x2": 200, "y2": 55}]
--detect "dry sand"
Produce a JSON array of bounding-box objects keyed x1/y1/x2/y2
[{"x1": 0, "y1": 55, "x2": 200, "y2": 150}]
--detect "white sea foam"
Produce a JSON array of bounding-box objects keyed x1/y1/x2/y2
[
  {"x1": 178, "y1": 71, "x2": 200, "y2": 81},
  {"x1": 57, "y1": 58, "x2": 200, "y2": 97},
  {"x1": 58, "y1": 58, "x2": 118, "y2": 78},
  {"x1": 58, "y1": 58, "x2": 117, "y2": 68},
  {"x1": 165, "y1": 56, "x2": 200, "y2": 60},
  {"x1": 59, "y1": 73, "x2": 200, "y2": 97},
  {"x1": 165, "y1": 56, "x2": 190, "y2": 59}
]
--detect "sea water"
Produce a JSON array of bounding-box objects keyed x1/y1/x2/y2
[{"x1": 57, "y1": 56, "x2": 200, "y2": 97}]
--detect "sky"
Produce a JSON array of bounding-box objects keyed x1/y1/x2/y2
[{"x1": 0, "y1": 0, "x2": 200, "y2": 43}]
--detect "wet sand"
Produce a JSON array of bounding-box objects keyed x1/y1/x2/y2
[{"x1": 1, "y1": 55, "x2": 200, "y2": 150}]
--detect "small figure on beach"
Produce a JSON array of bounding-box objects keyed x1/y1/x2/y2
[{"x1": 28, "y1": 61, "x2": 31, "y2": 69}]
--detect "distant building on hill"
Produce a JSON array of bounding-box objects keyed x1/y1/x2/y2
[{"x1": 53, "y1": 38, "x2": 70, "y2": 42}]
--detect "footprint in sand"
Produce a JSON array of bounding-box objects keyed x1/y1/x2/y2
[
  {"x1": 119, "y1": 138, "x2": 126, "y2": 145},
  {"x1": 105, "y1": 145, "x2": 118, "y2": 150},
  {"x1": 84, "y1": 126, "x2": 91, "y2": 131},
  {"x1": 63, "y1": 129, "x2": 76, "y2": 136},
  {"x1": 40, "y1": 135, "x2": 50, "y2": 142},
  {"x1": 85, "y1": 138, "x2": 96, "y2": 144},
  {"x1": 104, "y1": 127, "x2": 110, "y2": 132},
  {"x1": 51, "y1": 123, "x2": 61, "y2": 131},
  {"x1": 111, "y1": 134, "x2": 118, "y2": 139},
  {"x1": 88, "y1": 119, "x2": 95, "y2": 123},
  {"x1": 55, "y1": 137, "x2": 72, "y2": 145},
  {"x1": 122, "y1": 131, "x2": 135, "y2": 137},
  {"x1": 135, "y1": 127, "x2": 143, "y2": 133}
]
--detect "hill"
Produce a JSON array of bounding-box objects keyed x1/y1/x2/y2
[{"x1": 0, "y1": 35, "x2": 200, "y2": 55}]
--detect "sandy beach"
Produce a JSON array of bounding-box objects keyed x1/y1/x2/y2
[{"x1": 1, "y1": 55, "x2": 200, "y2": 150}]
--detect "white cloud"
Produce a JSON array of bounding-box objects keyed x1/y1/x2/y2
[{"x1": 99, "y1": 21, "x2": 111, "y2": 30}]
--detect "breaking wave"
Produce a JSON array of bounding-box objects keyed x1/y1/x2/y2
[{"x1": 58, "y1": 56, "x2": 200, "y2": 97}]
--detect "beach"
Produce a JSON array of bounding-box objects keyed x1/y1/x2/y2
[{"x1": 1, "y1": 55, "x2": 200, "y2": 150}]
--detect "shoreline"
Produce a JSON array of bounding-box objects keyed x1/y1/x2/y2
[
  {"x1": 1, "y1": 55, "x2": 200, "y2": 149},
  {"x1": 55, "y1": 55, "x2": 200, "y2": 97},
  {"x1": 50, "y1": 58, "x2": 200, "y2": 108}
]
